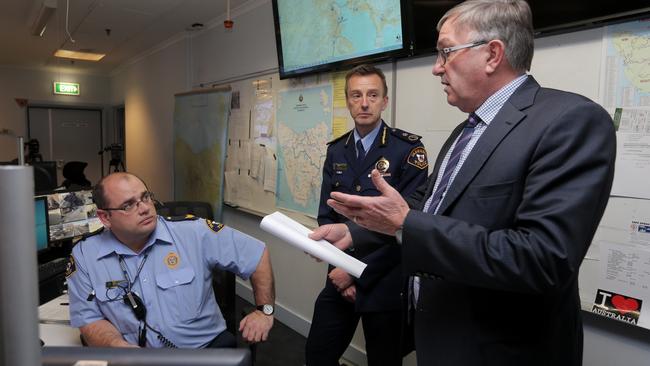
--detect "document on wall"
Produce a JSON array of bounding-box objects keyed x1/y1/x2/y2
[
  {"x1": 260, "y1": 212, "x2": 367, "y2": 278},
  {"x1": 593, "y1": 241, "x2": 650, "y2": 329},
  {"x1": 610, "y1": 108, "x2": 650, "y2": 199},
  {"x1": 263, "y1": 148, "x2": 277, "y2": 193},
  {"x1": 250, "y1": 144, "x2": 264, "y2": 179}
]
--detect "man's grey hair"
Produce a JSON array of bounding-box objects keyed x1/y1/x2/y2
[{"x1": 437, "y1": 0, "x2": 534, "y2": 72}]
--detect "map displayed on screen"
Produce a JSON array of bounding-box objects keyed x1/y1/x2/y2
[{"x1": 276, "y1": 0, "x2": 403, "y2": 74}]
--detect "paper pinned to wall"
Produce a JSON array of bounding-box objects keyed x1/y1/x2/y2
[{"x1": 260, "y1": 211, "x2": 367, "y2": 278}]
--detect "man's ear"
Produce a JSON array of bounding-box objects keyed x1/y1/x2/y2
[
  {"x1": 97, "y1": 209, "x2": 111, "y2": 229},
  {"x1": 485, "y1": 40, "x2": 506, "y2": 74}
]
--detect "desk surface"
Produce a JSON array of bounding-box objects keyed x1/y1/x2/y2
[{"x1": 39, "y1": 293, "x2": 81, "y2": 346}]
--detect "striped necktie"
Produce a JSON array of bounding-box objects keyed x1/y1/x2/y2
[{"x1": 425, "y1": 113, "x2": 480, "y2": 214}]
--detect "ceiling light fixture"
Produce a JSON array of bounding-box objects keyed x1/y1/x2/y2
[
  {"x1": 54, "y1": 49, "x2": 106, "y2": 62},
  {"x1": 30, "y1": 0, "x2": 57, "y2": 37}
]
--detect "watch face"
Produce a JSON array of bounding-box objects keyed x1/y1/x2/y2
[{"x1": 262, "y1": 304, "x2": 274, "y2": 315}]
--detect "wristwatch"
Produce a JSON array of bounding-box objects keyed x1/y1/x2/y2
[{"x1": 256, "y1": 304, "x2": 274, "y2": 316}]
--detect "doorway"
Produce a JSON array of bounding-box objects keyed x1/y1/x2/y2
[{"x1": 27, "y1": 107, "x2": 103, "y2": 186}]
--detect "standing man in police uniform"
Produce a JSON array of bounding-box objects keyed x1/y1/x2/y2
[
  {"x1": 305, "y1": 64, "x2": 429, "y2": 366},
  {"x1": 66, "y1": 172, "x2": 275, "y2": 348}
]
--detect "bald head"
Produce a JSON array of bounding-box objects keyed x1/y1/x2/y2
[{"x1": 93, "y1": 172, "x2": 147, "y2": 209}]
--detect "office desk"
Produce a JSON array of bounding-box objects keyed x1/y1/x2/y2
[{"x1": 39, "y1": 293, "x2": 81, "y2": 346}]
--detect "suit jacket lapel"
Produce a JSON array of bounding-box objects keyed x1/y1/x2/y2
[
  {"x1": 416, "y1": 123, "x2": 464, "y2": 211},
  {"x1": 436, "y1": 77, "x2": 540, "y2": 215}
]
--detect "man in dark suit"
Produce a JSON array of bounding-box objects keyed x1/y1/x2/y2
[
  {"x1": 306, "y1": 64, "x2": 428, "y2": 366},
  {"x1": 309, "y1": 1, "x2": 616, "y2": 365}
]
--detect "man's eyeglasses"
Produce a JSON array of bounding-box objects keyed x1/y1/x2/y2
[
  {"x1": 436, "y1": 40, "x2": 488, "y2": 66},
  {"x1": 100, "y1": 191, "x2": 155, "y2": 213}
]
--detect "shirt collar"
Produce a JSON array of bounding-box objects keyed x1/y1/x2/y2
[
  {"x1": 353, "y1": 120, "x2": 383, "y2": 152},
  {"x1": 474, "y1": 74, "x2": 528, "y2": 125},
  {"x1": 96, "y1": 216, "x2": 173, "y2": 259}
]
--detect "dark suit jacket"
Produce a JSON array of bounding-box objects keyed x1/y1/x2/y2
[
  {"x1": 350, "y1": 77, "x2": 616, "y2": 365},
  {"x1": 318, "y1": 120, "x2": 428, "y2": 312}
]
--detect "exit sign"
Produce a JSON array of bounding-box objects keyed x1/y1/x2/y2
[{"x1": 53, "y1": 82, "x2": 80, "y2": 96}]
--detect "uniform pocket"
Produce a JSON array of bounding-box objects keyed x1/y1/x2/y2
[{"x1": 155, "y1": 267, "x2": 198, "y2": 321}]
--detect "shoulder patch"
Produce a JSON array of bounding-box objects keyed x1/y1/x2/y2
[
  {"x1": 390, "y1": 128, "x2": 422, "y2": 144},
  {"x1": 163, "y1": 214, "x2": 199, "y2": 222},
  {"x1": 65, "y1": 255, "x2": 77, "y2": 278},
  {"x1": 205, "y1": 219, "x2": 225, "y2": 234},
  {"x1": 327, "y1": 130, "x2": 353, "y2": 146},
  {"x1": 408, "y1": 146, "x2": 429, "y2": 170}
]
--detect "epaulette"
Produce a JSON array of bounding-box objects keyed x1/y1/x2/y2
[
  {"x1": 390, "y1": 128, "x2": 422, "y2": 144},
  {"x1": 162, "y1": 214, "x2": 200, "y2": 222},
  {"x1": 75, "y1": 227, "x2": 104, "y2": 243},
  {"x1": 327, "y1": 130, "x2": 353, "y2": 145}
]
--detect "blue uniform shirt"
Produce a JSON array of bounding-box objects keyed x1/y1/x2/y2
[
  {"x1": 318, "y1": 120, "x2": 429, "y2": 226},
  {"x1": 66, "y1": 216, "x2": 265, "y2": 348}
]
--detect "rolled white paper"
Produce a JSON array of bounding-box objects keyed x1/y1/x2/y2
[{"x1": 260, "y1": 211, "x2": 367, "y2": 278}]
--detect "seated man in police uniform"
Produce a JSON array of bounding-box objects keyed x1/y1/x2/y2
[
  {"x1": 306, "y1": 64, "x2": 429, "y2": 366},
  {"x1": 66, "y1": 172, "x2": 275, "y2": 348}
]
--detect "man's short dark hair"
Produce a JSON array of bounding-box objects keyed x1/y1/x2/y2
[{"x1": 345, "y1": 64, "x2": 388, "y2": 98}]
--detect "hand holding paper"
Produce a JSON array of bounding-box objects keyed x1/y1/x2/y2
[{"x1": 259, "y1": 212, "x2": 366, "y2": 278}]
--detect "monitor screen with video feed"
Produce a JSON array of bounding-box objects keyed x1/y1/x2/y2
[
  {"x1": 272, "y1": 0, "x2": 407, "y2": 79},
  {"x1": 34, "y1": 196, "x2": 49, "y2": 252},
  {"x1": 45, "y1": 189, "x2": 103, "y2": 242}
]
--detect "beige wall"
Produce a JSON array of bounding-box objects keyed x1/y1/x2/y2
[
  {"x1": 110, "y1": 39, "x2": 189, "y2": 202},
  {"x1": 0, "y1": 67, "x2": 109, "y2": 161}
]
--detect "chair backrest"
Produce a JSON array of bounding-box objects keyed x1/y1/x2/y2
[{"x1": 157, "y1": 201, "x2": 214, "y2": 220}]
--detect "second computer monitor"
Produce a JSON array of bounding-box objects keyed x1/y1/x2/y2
[{"x1": 34, "y1": 196, "x2": 49, "y2": 252}]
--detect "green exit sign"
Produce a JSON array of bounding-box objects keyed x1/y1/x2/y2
[{"x1": 53, "y1": 82, "x2": 80, "y2": 96}]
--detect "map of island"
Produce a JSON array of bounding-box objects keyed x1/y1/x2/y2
[
  {"x1": 276, "y1": 85, "x2": 332, "y2": 216},
  {"x1": 277, "y1": 0, "x2": 403, "y2": 73}
]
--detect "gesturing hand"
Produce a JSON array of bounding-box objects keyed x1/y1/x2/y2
[{"x1": 328, "y1": 169, "x2": 409, "y2": 236}]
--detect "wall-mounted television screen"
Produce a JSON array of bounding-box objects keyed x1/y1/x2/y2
[
  {"x1": 407, "y1": 0, "x2": 650, "y2": 56},
  {"x1": 272, "y1": 0, "x2": 408, "y2": 79}
]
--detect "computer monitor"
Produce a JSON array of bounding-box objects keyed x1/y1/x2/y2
[
  {"x1": 41, "y1": 346, "x2": 251, "y2": 366},
  {"x1": 34, "y1": 196, "x2": 49, "y2": 252},
  {"x1": 32, "y1": 161, "x2": 58, "y2": 194},
  {"x1": 45, "y1": 189, "x2": 103, "y2": 243}
]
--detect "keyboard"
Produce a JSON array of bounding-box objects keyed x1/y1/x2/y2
[{"x1": 38, "y1": 258, "x2": 68, "y2": 282}]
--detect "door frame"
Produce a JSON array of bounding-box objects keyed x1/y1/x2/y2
[{"x1": 26, "y1": 105, "x2": 104, "y2": 178}]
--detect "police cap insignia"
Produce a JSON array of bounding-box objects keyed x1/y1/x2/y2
[
  {"x1": 65, "y1": 255, "x2": 77, "y2": 278},
  {"x1": 205, "y1": 219, "x2": 225, "y2": 233},
  {"x1": 408, "y1": 147, "x2": 429, "y2": 170}
]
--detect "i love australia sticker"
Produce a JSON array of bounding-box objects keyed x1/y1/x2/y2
[{"x1": 592, "y1": 289, "x2": 642, "y2": 325}]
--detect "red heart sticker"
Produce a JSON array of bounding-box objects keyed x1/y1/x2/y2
[{"x1": 611, "y1": 295, "x2": 639, "y2": 315}]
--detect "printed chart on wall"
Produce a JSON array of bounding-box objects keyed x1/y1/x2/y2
[
  {"x1": 173, "y1": 89, "x2": 231, "y2": 220},
  {"x1": 590, "y1": 19, "x2": 650, "y2": 329},
  {"x1": 275, "y1": 85, "x2": 332, "y2": 217}
]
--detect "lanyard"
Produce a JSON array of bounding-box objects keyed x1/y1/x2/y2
[{"x1": 118, "y1": 250, "x2": 149, "y2": 291}]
